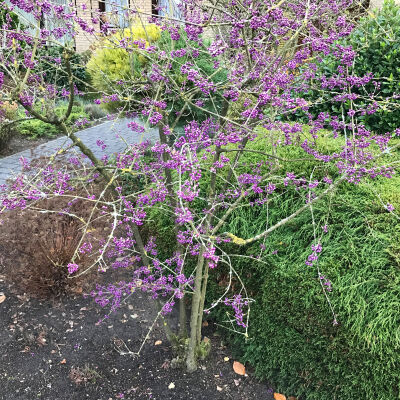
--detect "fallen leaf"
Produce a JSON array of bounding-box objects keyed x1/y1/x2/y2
[
  {"x1": 60, "y1": 359, "x2": 67, "y2": 364},
  {"x1": 216, "y1": 386, "x2": 223, "y2": 392},
  {"x1": 168, "y1": 382, "x2": 175, "y2": 389},
  {"x1": 224, "y1": 357, "x2": 230, "y2": 362},
  {"x1": 0, "y1": 293, "x2": 6, "y2": 304},
  {"x1": 233, "y1": 361, "x2": 245, "y2": 376},
  {"x1": 36, "y1": 335, "x2": 47, "y2": 346},
  {"x1": 130, "y1": 314, "x2": 138, "y2": 319},
  {"x1": 202, "y1": 321, "x2": 209, "y2": 327},
  {"x1": 154, "y1": 340, "x2": 162, "y2": 346},
  {"x1": 274, "y1": 393, "x2": 286, "y2": 400}
]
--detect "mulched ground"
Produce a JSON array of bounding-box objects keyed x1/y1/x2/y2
[
  {"x1": 0, "y1": 265, "x2": 275, "y2": 400},
  {"x1": 0, "y1": 133, "x2": 56, "y2": 158},
  {"x1": 0, "y1": 133, "x2": 277, "y2": 400},
  {"x1": 0, "y1": 117, "x2": 106, "y2": 159}
]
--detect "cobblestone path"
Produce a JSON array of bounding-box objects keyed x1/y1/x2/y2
[{"x1": 0, "y1": 118, "x2": 158, "y2": 186}]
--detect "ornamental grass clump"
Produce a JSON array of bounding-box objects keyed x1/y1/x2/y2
[
  {"x1": 0, "y1": 0, "x2": 399, "y2": 392},
  {"x1": 0, "y1": 178, "x2": 110, "y2": 298}
]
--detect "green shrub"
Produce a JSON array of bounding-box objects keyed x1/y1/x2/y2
[
  {"x1": 296, "y1": 0, "x2": 400, "y2": 134},
  {"x1": 156, "y1": 31, "x2": 227, "y2": 124},
  {"x1": 143, "y1": 126, "x2": 400, "y2": 399},
  {"x1": 86, "y1": 22, "x2": 161, "y2": 95},
  {"x1": 83, "y1": 103, "x2": 107, "y2": 120},
  {"x1": 0, "y1": 0, "x2": 19, "y2": 30},
  {"x1": 205, "y1": 134, "x2": 400, "y2": 400},
  {"x1": 0, "y1": 1, "x2": 22, "y2": 76},
  {"x1": 86, "y1": 22, "x2": 227, "y2": 122},
  {"x1": 17, "y1": 103, "x2": 90, "y2": 139},
  {"x1": 36, "y1": 46, "x2": 89, "y2": 91},
  {"x1": 0, "y1": 101, "x2": 19, "y2": 149},
  {"x1": 17, "y1": 118, "x2": 58, "y2": 138}
]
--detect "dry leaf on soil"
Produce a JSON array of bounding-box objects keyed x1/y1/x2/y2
[
  {"x1": 60, "y1": 359, "x2": 67, "y2": 364},
  {"x1": 233, "y1": 361, "x2": 245, "y2": 375},
  {"x1": 154, "y1": 340, "x2": 162, "y2": 346},
  {"x1": 274, "y1": 393, "x2": 287, "y2": 400},
  {"x1": 0, "y1": 294, "x2": 6, "y2": 304}
]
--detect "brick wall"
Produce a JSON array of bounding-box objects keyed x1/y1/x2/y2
[
  {"x1": 74, "y1": 0, "x2": 154, "y2": 52},
  {"x1": 369, "y1": 0, "x2": 400, "y2": 8},
  {"x1": 75, "y1": 0, "x2": 97, "y2": 53}
]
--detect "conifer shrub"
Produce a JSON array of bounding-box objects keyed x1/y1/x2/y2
[
  {"x1": 86, "y1": 22, "x2": 227, "y2": 122},
  {"x1": 205, "y1": 132, "x2": 400, "y2": 400},
  {"x1": 86, "y1": 23, "x2": 161, "y2": 95},
  {"x1": 146, "y1": 129, "x2": 400, "y2": 399}
]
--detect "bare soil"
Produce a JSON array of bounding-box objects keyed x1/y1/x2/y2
[
  {"x1": 0, "y1": 133, "x2": 59, "y2": 158},
  {"x1": 0, "y1": 266, "x2": 275, "y2": 400}
]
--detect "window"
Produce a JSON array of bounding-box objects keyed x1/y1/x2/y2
[
  {"x1": 99, "y1": 0, "x2": 130, "y2": 29},
  {"x1": 4, "y1": 0, "x2": 73, "y2": 46},
  {"x1": 157, "y1": 0, "x2": 182, "y2": 20}
]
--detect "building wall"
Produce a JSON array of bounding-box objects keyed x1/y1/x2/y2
[
  {"x1": 369, "y1": 0, "x2": 400, "y2": 8},
  {"x1": 75, "y1": 0, "x2": 154, "y2": 52},
  {"x1": 75, "y1": 0, "x2": 97, "y2": 53}
]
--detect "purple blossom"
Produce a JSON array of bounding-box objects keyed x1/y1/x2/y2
[
  {"x1": 67, "y1": 263, "x2": 79, "y2": 274},
  {"x1": 386, "y1": 203, "x2": 394, "y2": 212}
]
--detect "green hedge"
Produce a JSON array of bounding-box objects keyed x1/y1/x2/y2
[
  {"x1": 143, "y1": 128, "x2": 400, "y2": 399},
  {"x1": 36, "y1": 46, "x2": 89, "y2": 91},
  {"x1": 206, "y1": 135, "x2": 400, "y2": 400}
]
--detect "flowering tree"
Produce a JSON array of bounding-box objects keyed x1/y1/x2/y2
[{"x1": 0, "y1": 0, "x2": 398, "y2": 373}]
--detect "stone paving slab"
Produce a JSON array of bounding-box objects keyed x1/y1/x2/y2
[{"x1": 0, "y1": 118, "x2": 159, "y2": 186}]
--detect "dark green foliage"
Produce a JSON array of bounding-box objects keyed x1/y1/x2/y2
[
  {"x1": 87, "y1": 24, "x2": 227, "y2": 122},
  {"x1": 138, "y1": 128, "x2": 400, "y2": 399},
  {"x1": 0, "y1": 0, "x2": 19, "y2": 30},
  {"x1": 296, "y1": 0, "x2": 400, "y2": 134},
  {"x1": 206, "y1": 136, "x2": 400, "y2": 400},
  {"x1": 0, "y1": 123, "x2": 12, "y2": 150},
  {"x1": 36, "y1": 46, "x2": 89, "y2": 91},
  {"x1": 0, "y1": 0, "x2": 24, "y2": 74},
  {"x1": 0, "y1": 101, "x2": 18, "y2": 149},
  {"x1": 156, "y1": 30, "x2": 228, "y2": 125}
]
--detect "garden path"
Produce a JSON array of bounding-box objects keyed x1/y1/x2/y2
[{"x1": 0, "y1": 118, "x2": 159, "y2": 186}]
